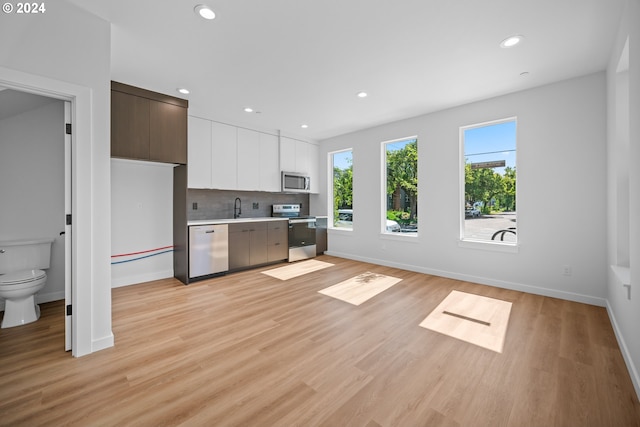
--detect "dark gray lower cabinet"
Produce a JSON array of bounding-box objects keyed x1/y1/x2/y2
[
  {"x1": 229, "y1": 221, "x2": 284, "y2": 270},
  {"x1": 249, "y1": 223, "x2": 268, "y2": 266},
  {"x1": 315, "y1": 217, "x2": 327, "y2": 255},
  {"x1": 268, "y1": 221, "x2": 289, "y2": 262},
  {"x1": 229, "y1": 223, "x2": 251, "y2": 270},
  {"x1": 228, "y1": 223, "x2": 250, "y2": 270}
]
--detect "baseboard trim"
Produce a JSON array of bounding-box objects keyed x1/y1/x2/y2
[
  {"x1": 36, "y1": 291, "x2": 65, "y2": 304},
  {"x1": 91, "y1": 332, "x2": 115, "y2": 354},
  {"x1": 606, "y1": 300, "x2": 640, "y2": 401},
  {"x1": 324, "y1": 251, "x2": 607, "y2": 307},
  {"x1": 111, "y1": 270, "x2": 174, "y2": 288}
]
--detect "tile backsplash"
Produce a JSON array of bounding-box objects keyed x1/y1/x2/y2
[{"x1": 188, "y1": 189, "x2": 310, "y2": 221}]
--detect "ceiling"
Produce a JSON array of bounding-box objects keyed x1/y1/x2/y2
[{"x1": 65, "y1": 0, "x2": 624, "y2": 141}]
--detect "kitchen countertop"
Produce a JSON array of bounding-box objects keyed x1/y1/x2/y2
[{"x1": 188, "y1": 217, "x2": 289, "y2": 226}]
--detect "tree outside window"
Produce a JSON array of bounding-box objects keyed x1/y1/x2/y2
[
  {"x1": 384, "y1": 137, "x2": 418, "y2": 233},
  {"x1": 331, "y1": 150, "x2": 353, "y2": 229},
  {"x1": 462, "y1": 119, "x2": 517, "y2": 243}
]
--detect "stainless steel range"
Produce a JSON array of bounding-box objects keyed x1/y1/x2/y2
[{"x1": 272, "y1": 204, "x2": 316, "y2": 262}]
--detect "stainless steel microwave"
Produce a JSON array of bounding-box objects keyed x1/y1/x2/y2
[{"x1": 282, "y1": 171, "x2": 310, "y2": 192}]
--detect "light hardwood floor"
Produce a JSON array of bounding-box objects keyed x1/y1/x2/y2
[{"x1": 1, "y1": 255, "x2": 639, "y2": 426}]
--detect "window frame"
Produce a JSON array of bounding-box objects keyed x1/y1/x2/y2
[
  {"x1": 328, "y1": 148, "x2": 354, "y2": 231},
  {"x1": 381, "y1": 135, "x2": 419, "y2": 237},
  {"x1": 459, "y1": 117, "x2": 518, "y2": 250}
]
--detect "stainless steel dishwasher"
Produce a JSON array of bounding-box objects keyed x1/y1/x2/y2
[{"x1": 188, "y1": 224, "x2": 229, "y2": 279}]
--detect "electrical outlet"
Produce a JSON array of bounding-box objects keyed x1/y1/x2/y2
[
  {"x1": 562, "y1": 265, "x2": 572, "y2": 276},
  {"x1": 192, "y1": 202, "x2": 198, "y2": 210}
]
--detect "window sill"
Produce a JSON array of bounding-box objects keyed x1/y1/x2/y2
[
  {"x1": 328, "y1": 227, "x2": 353, "y2": 234},
  {"x1": 458, "y1": 239, "x2": 519, "y2": 253},
  {"x1": 611, "y1": 265, "x2": 631, "y2": 286},
  {"x1": 381, "y1": 232, "x2": 419, "y2": 242}
]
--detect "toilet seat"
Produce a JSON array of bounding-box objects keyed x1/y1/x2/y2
[{"x1": 0, "y1": 269, "x2": 46, "y2": 285}]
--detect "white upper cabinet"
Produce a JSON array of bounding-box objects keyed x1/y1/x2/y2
[
  {"x1": 188, "y1": 116, "x2": 284, "y2": 191},
  {"x1": 306, "y1": 142, "x2": 319, "y2": 193},
  {"x1": 210, "y1": 121, "x2": 238, "y2": 190},
  {"x1": 279, "y1": 136, "x2": 319, "y2": 193},
  {"x1": 236, "y1": 128, "x2": 261, "y2": 191},
  {"x1": 259, "y1": 132, "x2": 281, "y2": 192},
  {"x1": 188, "y1": 116, "x2": 238, "y2": 189},
  {"x1": 279, "y1": 137, "x2": 297, "y2": 173},
  {"x1": 236, "y1": 128, "x2": 281, "y2": 192},
  {"x1": 187, "y1": 116, "x2": 212, "y2": 189},
  {"x1": 188, "y1": 116, "x2": 317, "y2": 193},
  {"x1": 297, "y1": 140, "x2": 312, "y2": 177}
]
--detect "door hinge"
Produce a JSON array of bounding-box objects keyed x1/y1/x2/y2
[
  {"x1": 66, "y1": 214, "x2": 72, "y2": 225},
  {"x1": 66, "y1": 123, "x2": 72, "y2": 135},
  {"x1": 66, "y1": 305, "x2": 72, "y2": 316}
]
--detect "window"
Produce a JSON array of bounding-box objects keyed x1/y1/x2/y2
[
  {"x1": 331, "y1": 149, "x2": 353, "y2": 230},
  {"x1": 461, "y1": 119, "x2": 517, "y2": 244},
  {"x1": 383, "y1": 137, "x2": 418, "y2": 234}
]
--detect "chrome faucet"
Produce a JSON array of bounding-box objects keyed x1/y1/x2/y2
[{"x1": 234, "y1": 197, "x2": 242, "y2": 219}]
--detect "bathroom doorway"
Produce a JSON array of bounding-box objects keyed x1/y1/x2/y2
[{"x1": 0, "y1": 87, "x2": 72, "y2": 351}]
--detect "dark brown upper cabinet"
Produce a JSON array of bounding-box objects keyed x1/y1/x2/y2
[{"x1": 111, "y1": 81, "x2": 188, "y2": 164}]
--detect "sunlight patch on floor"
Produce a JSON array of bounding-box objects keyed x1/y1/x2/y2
[
  {"x1": 419, "y1": 290, "x2": 512, "y2": 353},
  {"x1": 262, "y1": 259, "x2": 334, "y2": 280},
  {"x1": 318, "y1": 272, "x2": 402, "y2": 306}
]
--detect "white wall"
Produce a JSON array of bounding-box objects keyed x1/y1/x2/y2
[
  {"x1": 315, "y1": 72, "x2": 608, "y2": 306},
  {"x1": 606, "y1": 0, "x2": 640, "y2": 399},
  {"x1": 111, "y1": 160, "x2": 174, "y2": 287},
  {"x1": 0, "y1": 100, "x2": 65, "y2": 308},
  {"x1": 0, "y1": 0, "x2": 112, "y2": 355}
]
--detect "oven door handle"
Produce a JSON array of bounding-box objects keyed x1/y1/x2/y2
[{"x1": 289, "y1": 218, "x2": 316, "y2": 224}]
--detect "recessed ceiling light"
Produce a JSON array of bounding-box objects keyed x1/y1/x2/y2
[
  {"x1": 194, "y1": 4, "x2": 216, "y2": 20},
  {"x1": 500, "y1": 35, "x2": 524, "y2": 48},
  {"x1": 244, "y1": 107, "x2": 253, "y2": 113},
  {"x1": 357, "y1": 91, "x2": 368, "y2": 98},
  {"x1": 301, "y1": 124, "x2": 309, "y2": 129},
  {"x1": 177, "y1": 88, "x2": 190, "y2": 95}
]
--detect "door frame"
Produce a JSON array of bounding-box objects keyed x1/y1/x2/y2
[
  {"x1": 0, "y1": 66, "x2": 95, "y2": 356},
  {"x1": 64, "y1": 100, "x2": 72, "y2": 352}
]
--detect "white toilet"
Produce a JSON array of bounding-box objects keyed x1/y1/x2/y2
[{"x1": 0, "y1": 238, "x2": 53, "y2": 328}]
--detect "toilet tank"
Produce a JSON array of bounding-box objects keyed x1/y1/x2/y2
[{"x1": 0, "y1": 238, "x2": 54, "y2": 274}]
